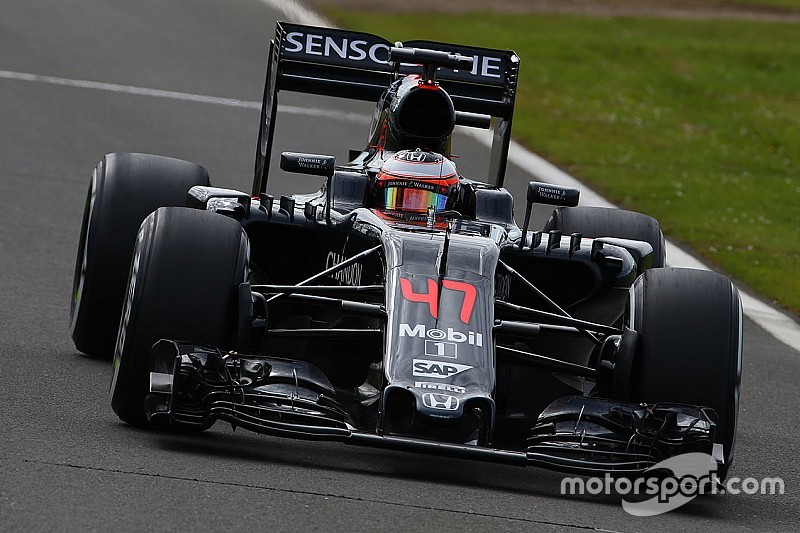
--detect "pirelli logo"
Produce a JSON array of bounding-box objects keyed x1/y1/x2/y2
[{"x1": 415, "y1": 381, "x2": 466, "y2": 394}]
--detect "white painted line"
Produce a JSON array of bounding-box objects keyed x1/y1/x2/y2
[
  {"x1": 0, "y1": 69, "x2": 261, "y2": 109},
  {"x1": 0, "y1": 69, "x2": 371, "y2": 124},
  {"x1": 279, "y1": 106, "x2": 369, "y2": 125},
  {"x1": 257, "y1": 0, "x2": 333, "y2": 27},
  {"x1": 507, "y1": 136, "x2": 616, "y2": 208}
]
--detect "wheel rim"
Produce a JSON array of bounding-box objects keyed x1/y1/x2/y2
[
  {"x1": 110, "y1": 219, "x2": 147, "y2": 399},
  {"x1": 69, "y1": 168, "x2": 97, "y2": 334}
]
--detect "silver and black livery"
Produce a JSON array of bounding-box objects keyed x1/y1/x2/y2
[{"x1": 71, "y1": 22, "x2": 743, "y2": 481}]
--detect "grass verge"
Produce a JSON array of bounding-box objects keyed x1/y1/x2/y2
[
  {"x1": 324, "y1": 9, "x2": 800, "y2": 315},
  {"x1": 732, "y1": 0, "x2": 800, "y2": 9}
]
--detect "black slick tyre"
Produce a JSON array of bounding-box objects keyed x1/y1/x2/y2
[
  {"x1": 545, "y1": 206, "x2": 666, "y2": 267},
  {"x1": 70, "y1": 153, "x2": 210, "y2": 357},
  {"x1": 626, "y1": 267, "x2": 743, "y2": 479},
  {"x1": 109, "y1": 207, "x2": 249, "y2": 427}
]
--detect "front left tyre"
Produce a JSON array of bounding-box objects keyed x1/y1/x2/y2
[
  {"x1": 110, "y1": 207, "x2": 249, "y2": 427},
  {"x1": 624, "y1": 267, "x2": 743, "y2": 479}
]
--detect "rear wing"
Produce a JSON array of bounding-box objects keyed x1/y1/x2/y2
[{"x1": 253, "y1": 22, "x2": 520, "y2": 195}]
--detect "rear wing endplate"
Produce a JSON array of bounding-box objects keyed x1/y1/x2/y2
[{"x1": 253, "y1": 22, "x2": 520, "y2": 195}]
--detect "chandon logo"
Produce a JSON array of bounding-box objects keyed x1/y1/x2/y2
[
  {"x1": 326, "y1": 252, "x2": 362, "y2": 286},
  {"x1": 399, "y1": 277, "x2": 477, "y2": 324}
]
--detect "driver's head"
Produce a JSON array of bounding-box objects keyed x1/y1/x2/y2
[{"x1": 373, "y1": 150, "x2": 459, "y2": 213}]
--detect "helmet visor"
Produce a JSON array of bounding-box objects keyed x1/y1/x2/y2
[{"x1": 381, "y1": 186, "x2": 449, "y2": 213}]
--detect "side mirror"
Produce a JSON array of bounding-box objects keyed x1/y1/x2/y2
[
  {"x1": 519, "y1": 182, "x2": 580, "y2": 250},
  {"x1": 527, "y1": 181, "x2": 580, "y2": 207},
  {"x1": 280, "y1": 152, "x2": 335, "y2": 178}
]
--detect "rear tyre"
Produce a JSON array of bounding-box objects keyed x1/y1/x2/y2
[
  {"x1": 110, "y1": 207, "x2": 249, "y2": 427},
  {"x1": 70, "y1": 153, "x2": 210, "y2": 357},
  {"x1": 545, "y1": 206, "x2": 666, "y2": 267},
  {"x1": 626, "y1": 267, "x2": 742, "y2": 479}
]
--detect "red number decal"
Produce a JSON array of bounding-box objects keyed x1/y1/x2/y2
[
  {"x1": 442, "y1": 280, "x2": 477, "y2": 324},
  {"x1": 399, "y1": 277, "x2": 476, "y2": 324},
  {"x1": 400, "y1": 277, "x2": 439, "y2": 319}
]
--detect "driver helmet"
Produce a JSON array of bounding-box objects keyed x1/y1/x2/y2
[{"x1": 373, "y1": 150, "x2": 459, "y2": 213}]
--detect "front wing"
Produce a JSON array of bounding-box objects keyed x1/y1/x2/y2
[{"x1": 146, "y1": 341, "x2": 720, "y2": 477}]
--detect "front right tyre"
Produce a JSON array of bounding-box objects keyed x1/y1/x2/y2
[
  {"x1": 545, "y1": 206, "x2": 666, "y2": 267},
  {"x1": 110, "y1": 207, "x2": 249, "y2": 427}
]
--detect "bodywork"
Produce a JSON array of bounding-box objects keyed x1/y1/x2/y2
[{"x1": 145, "y1": 22, "x2": 722, "y2": 476}]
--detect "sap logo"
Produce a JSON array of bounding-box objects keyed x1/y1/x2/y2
[
  {"x1": 400, "y1": 324, "x2": 483, "y2": 347},
  {"x1": 412, "y1": 359, "x2": 472, "y2": 379},
  {"x1": 415, "y1": 381, "x2": 466, "y2": 394},
  {"x1": 326, "y1": 251, "x2": 363, "y2": 286},
  {"x1": 285, "y1": 32, "x2": 391, "y2": 64},
  {"x1": 422, "y1": 393, "x2": 459, "y2": 411},
  {"x1": 399, "y1": 277, "x2": 477, "y2": 324}
]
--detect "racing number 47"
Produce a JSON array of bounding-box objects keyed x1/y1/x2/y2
[{"x1": 399, "y1": 277, "x2": 476, "y2": 324}]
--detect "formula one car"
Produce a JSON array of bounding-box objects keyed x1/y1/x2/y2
[{"x1": 70, "y1": 22, "x2": 743, "y2": 480}]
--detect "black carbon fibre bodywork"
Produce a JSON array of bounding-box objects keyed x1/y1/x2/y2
[
  {"x1": 100, "y1": 22, "x2": 737, "y2": 478},
  {"x1": 143, "y1": 185, "x2": 714, "y2": 475}
]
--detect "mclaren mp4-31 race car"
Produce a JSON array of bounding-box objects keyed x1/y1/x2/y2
[{"x1": 70, "y1": 22, "x2": 743, "y2": 481}]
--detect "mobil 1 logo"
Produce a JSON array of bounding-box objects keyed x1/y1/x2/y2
[{"x1": 399, "y1": 324, "x2": 483, "y2": 347}]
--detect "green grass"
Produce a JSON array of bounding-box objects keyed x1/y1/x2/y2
[
  {"x1": 325, "y1": 9, "x2": 800, "y2": 314},
  {"x1": 733, "y1": 0, "x2": 800, "y2": 8}
]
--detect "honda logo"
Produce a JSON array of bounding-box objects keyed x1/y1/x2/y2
[{"x1": 422, "y1": 393, "x2": 460, "y2": 411}]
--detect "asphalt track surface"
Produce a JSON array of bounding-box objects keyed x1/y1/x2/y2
[{"x1": 0, "y1": 1, "x2": 798, "y2": 531}]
